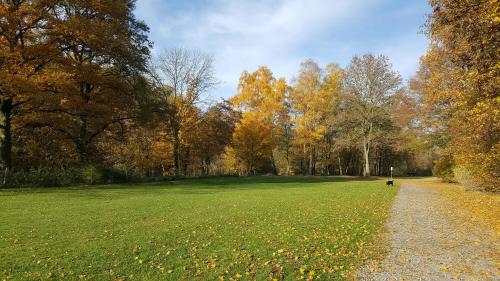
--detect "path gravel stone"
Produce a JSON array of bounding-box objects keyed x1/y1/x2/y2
[{"x1": 357, "y1": 181, "x2": 499, "y2": 280}]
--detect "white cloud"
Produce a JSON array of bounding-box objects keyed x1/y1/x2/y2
[{"x1": 135, "y1": 0, "x2": 429, "y2": 98}]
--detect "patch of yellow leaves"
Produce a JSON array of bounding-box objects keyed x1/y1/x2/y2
[{"x1": 414, "y1": 178, "x2": 499, "y2": 233}]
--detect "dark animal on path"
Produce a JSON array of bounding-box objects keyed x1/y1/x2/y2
[{"x1": 386, "y1": 180, "x2": 394, "y2": 186}]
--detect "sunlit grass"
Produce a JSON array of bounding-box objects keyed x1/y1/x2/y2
[{"x1": 0, "y1": 176, "x2": 398, "y2": 280}]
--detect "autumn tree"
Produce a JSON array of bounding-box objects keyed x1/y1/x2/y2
[
  {"x1": 230, "y1": 111, "x2": 273, "y2": 175},
  {"x1": 291, "y1": 60, "x2": 341, "y2": 175},
  {"x1": 103, "y1": 124, "x2": 173, "y2": 177},
  {"x1": 428, "y1": 0, "x2": 500, "y2": 190},
  {"x1": 151, "y1": 48, "x2": 217, "y2": 175},
  {"x1": 416, "y1": 0, "x2": 500, "y2": 191},
  {"x1": 410, "y1": 44, "x2": 458, "y2": 180},
  {"x1": 3, "y1": 0, "x2": 151, "y2": 169},
  {"x1": 290, "y1": 60, "x2": 323, "y2": 175},
  {"x1": 318, "y1": 64, "x2": 345, "y2": 175},
  {"x1": 390, "y1": 88, "x2": 433, "y2": 175},
  {"x1": 190, "y1": 101, "x2": 239, "y2": 175},
  {"x1": 231, "y1": 66, "x2": 290, "y2": 174},
  {"x1": 0, "y1": 0, "x2": 65, "y2": 177},
  {"x1": 341, "y1": 54, "x2": 401, "y2": 176}
]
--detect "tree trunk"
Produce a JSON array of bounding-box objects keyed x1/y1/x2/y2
[
  {"x1": 0, "y1": 98, "x2": 13, "y2": 184},
  {"x1": 338, "y1": 157, "x2": 343, "y2": 176},
  {"x1": 76, "y1": 116, "x2": 93, "y2": 164},
  {"x1": 182, "y1": 147, "x2": 190, "y2": 175},
  {"x1": 363, "y1": 136, "x2": 370, "y2": 176},
  {"x1": 308, "y1": 149, "x2": 313, "y2": 175},
  {"x1": 202, "y1": 158, "x2": 209, "y2": 176},
  {"x1": 302, "y1": 144, "x2": 306, "y2": 175},
  {"x1": 76, "y1": 141, "x2": 91, "y2": 163},
  {"x1": 285, "y1": 143, "x2": 291, "y2": 176},
  {"x1": 77, "y1": 82, "x2": 92, "y2": 164},
  {"x1": 270, "y1": 152, "x2": 278, "y2": 175},
  {"x1": 378, "y1": 154, "x2": 382, "y2": 176},
  {"x1": 172, "y1": 127, "x2": 181, "y2": 176}
]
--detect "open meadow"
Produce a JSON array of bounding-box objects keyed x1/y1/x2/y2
[{"x1": 0, "y1": 177, "x2": 398, "y2": 280}]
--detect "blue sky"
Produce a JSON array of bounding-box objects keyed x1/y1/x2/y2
[{"x1": 135, "y1": 0, "x2": 431, "y2": 100}]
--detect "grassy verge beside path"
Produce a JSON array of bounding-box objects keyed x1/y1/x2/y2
[{"x1": 1, "y1": 176, "x2": 398, "y2": 280}]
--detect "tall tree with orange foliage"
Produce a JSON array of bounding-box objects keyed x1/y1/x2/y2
[
  {"x1": 1, "y1": 0, "x2": 151, "y2": 172},
  {"x1": 0, "y1": 0, "x2": 63, "y2": 178},
  {"x1": 231, "y1": 66, "x2": 290, "y2": 174},
  {"x1": 191, "y1": 102, "x2": 239, "y2": 175},
  {"x1": 291, "y1": 60, "x2": 341, "y2": 175},
  {"x1": 27, "y1": 0, "x2": 151, "y2": 163},
  {"x1": 416, "y1": 0, "x2": 499, "y2": 190},
  {"x1": 231, "y1": 111, "x2": 274, "y2": 175}
]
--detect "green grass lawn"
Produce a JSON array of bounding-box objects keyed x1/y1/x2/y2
[{"x1": 0, "y1": 176, "x2": 398, "y2": 280}]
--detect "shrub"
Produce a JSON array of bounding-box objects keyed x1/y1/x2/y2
[
  {"x1": 5, "y1": 165, "x2": 136, "y2": 188},
  {"x1": 79, "y1": 165, "x2": 104, "y2": 185},
  {"x1": 99, "y1": 165, "x2": 131, "y2": 183},
  {"x1": 7, "y1": 167, "x2": 80, "y2": 187},
  {"x1": 113, "y1": 163, "x2": 134, "y2": 180},
  {"x1": 76, "y1": 164, "x2": 134, "y2": 184},
  {"x1": 433, "y1": 154, "x2": 455, "y2": 182},
  {"x1": 453, "y1": 166, "x2": 479, "y2": 190}
]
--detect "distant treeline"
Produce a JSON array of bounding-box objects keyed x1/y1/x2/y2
[{"x1": 0, "y1": 1, "x2": 497, "y2": 191}]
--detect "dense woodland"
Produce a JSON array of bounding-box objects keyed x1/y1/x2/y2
[{"x1": 0, "y1": 0, "x2": 498, "y2": 191}]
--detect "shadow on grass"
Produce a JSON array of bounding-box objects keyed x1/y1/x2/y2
[{"x1": 0, "y1": 175, "x2": 390, "y2": 197}]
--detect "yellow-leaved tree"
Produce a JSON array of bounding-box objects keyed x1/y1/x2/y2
[
  {"x1": 230, "y1": 111, "x2": 273, "y2": 175},
  {"x1": 230, "y1": 66, "x2": 291, "y2": 174},
  {"x1": 291, "y1": 60, "x2": 342, "y2": 175},
  {"x1": 414, "y1": 0, "x2": 499, "y2": 191}
]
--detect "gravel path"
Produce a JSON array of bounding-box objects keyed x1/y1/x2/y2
[{"x1": 357, "y1": 181, "x2": 499, "y2": 280}]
